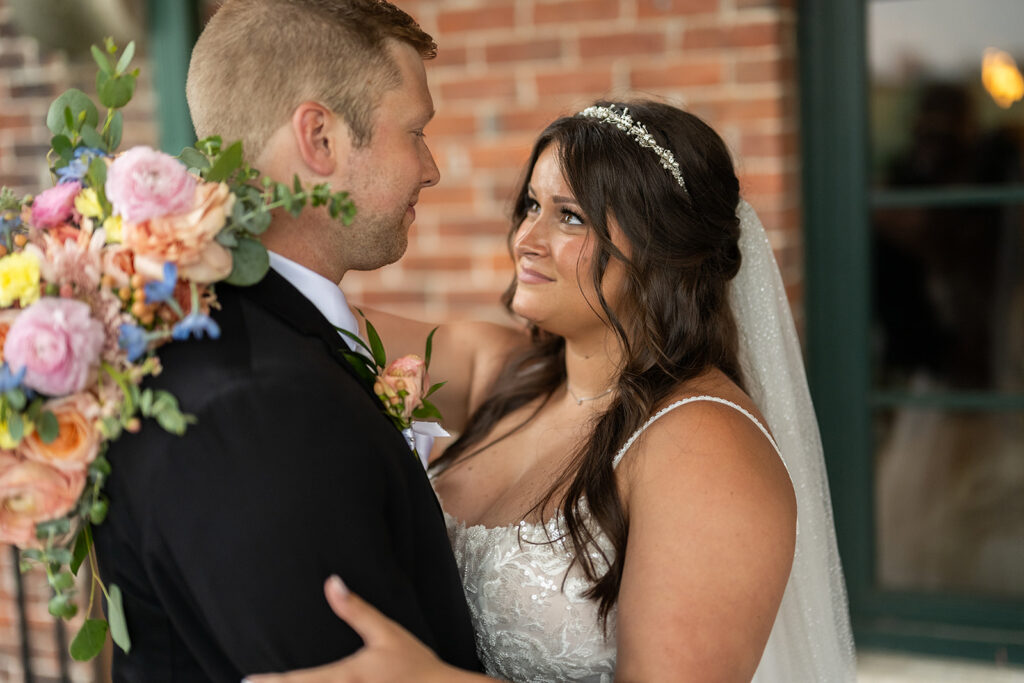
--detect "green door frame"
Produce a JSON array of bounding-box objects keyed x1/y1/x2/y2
[
  {"x1": 146, "y1": 0, "x2": 200, "y2": 154},
  {"x1": 799, "y1": 0, "x2": 1024, "y2": 663}
]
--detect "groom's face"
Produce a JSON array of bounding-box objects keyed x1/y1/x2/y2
[{"x1": 336, "y1": 41, "x2": 440, "y2": 271}]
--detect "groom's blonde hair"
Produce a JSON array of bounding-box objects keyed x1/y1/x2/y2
[{"x1": 187, "y1": 0, "x2": 436, "y2": 161}]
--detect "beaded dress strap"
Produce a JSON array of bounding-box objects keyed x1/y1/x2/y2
[{"x1": 611, "y1": 395, "x2": 782, "y2": 469}]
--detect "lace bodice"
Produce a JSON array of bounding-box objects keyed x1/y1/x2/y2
[{"x1": 441, "y1": 396, "x2": 782, "y2": 683}]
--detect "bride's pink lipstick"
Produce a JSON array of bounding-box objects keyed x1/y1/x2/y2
[{"x1": 518, "y1": 267, "x2": 553, "y2": 284}]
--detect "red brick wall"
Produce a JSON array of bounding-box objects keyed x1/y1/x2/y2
[
  {"x1": 341, "y1": 0, "x2": 803, "y2": 325},
  {"x1": 0, "y1": 0, "x2": 800, "y2": 678}
]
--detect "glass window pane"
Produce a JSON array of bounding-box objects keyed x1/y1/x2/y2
[
  {"x1": 875, "y1": 408, "x2": 1024, "y2": 598},
  {"x1": 869, "y1": 0, "x2": 1024, "y2": 188},
  {"x1": 871, "y1": 204, "x2": 1024, "y2": 392}
]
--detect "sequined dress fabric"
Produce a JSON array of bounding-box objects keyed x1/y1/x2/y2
[{"x1": 441, "y1": 396, "x2": 779, "y2": 683}]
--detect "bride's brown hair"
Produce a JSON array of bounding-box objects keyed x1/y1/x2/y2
[{"x1": 432, "y1": 100, "x2": 744, "y2": 625}]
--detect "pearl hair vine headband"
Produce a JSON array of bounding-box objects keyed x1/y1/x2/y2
[{"x1": 577, "y1": 104, "x2": 689, "y2": 197}]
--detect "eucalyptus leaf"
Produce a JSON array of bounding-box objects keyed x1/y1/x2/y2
[
  {"x1": 107, "y1": 584, "x2": 131, "y2": 653},
  {"x1": 91, "y1": 45, "x2": 113, "y2": 75},
  {"x1": 70, "y1": 526, "x2": 92, "y2": 575},
  {"x1": 90, "y1": 455, "x2": 112, "y2": 478},
  {"x1": 52, "y1": 570, "x2": 74, "y2": 591},
  {"x1": 364, "y1": 319, "x2": 387, "y2": 369},
  {"x1": 69, "y1": 619, "x2": 108, "y2": 661},
  {"x1": 245, "y1": 207, "x2": 272, "y2": 235},
  {"x1": 138, "y1": 388, "x2": 153, "y2": 416},
  {"x1": 177, "y1": 146, "x2": 211, "y2": 172},
  {"x1": 50, "y1": 546, "x2": 73, "y2": 566},
  {"x1": 50, "y1": 135, "x2": 73, "y2": 161},
  {"x1": 80, "y1": 125, "x2": 106, "y2": 151},
  {"x1": 97, "y1": 72, "x2": 135, "y2": 110},
  {"x1": 205, "y1": 140, "x2": 243, "y2": 183},
  {"x1": 115, "y1": 41, "x2": 136, "y2": 74},
  {"x1": 38, "y1": 410, "x2": 59, "y2": 444},
  {"x1": 47, "y1": 89, "x2": 98, "y2": 136},
  {"x1": 7, "y1": 411, "x2": 23, "y2": 442},
  {"x1": 5, "y1": 388, "x2": 26, "y2": 411},
  {"x1": 48, "y1": 593, "x2": 77, "y2": 619},
  {"x1": 89, "y1": 499, "x2": 109, "y2": 525},
  {"x1": 225, "y1": 237, "x2": 270, "y2": 286},
  {"x1": 215, "y1": 230, "x2": 239, "y2": 248}
]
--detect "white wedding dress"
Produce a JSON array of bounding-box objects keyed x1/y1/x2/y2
[
  {"x1": 444, "y1": 396, "x2": 781, "y2": 683},
  {"x1": 437, "y1": 202, "x2": 856, "y2": 682}
]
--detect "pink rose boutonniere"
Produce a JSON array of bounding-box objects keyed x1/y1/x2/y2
[{"x1": 339, "y1": 314, "x2": 447, "y2": 465}]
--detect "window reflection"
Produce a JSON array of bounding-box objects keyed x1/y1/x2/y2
[
  {"x1": 875, "y1": 409, "x2": 1024, "y2": 598},
  {"x1": 870, "y1": 0, "x2": 1024, "y2": 187}
]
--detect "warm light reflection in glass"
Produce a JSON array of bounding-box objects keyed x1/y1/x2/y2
[{"x1": 982, "y1": 48, "x2": 1024, "y2": 108}]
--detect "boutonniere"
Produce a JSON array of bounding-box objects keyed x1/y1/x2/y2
[{"x1": 338, "y1": 313, "x2": 447, "y2": 465}]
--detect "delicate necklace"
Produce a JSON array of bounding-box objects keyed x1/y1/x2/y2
[{"x1": 566, "y1": 382, "x2": 614, "y2": 406}]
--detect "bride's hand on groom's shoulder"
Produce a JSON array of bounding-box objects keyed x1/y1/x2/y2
[{"x1": 245, "y1": 576, "x2": 492, "y2": 683}]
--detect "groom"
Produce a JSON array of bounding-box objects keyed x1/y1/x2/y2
[{"x1": 93, "y1": 1, "x2": 480, "y2": 680}]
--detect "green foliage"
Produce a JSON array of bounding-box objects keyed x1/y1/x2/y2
[
  {"x1": 225, "y1": 237, "x2": 270, "y2": 286},
  {"x1": 70, "y1": 525, "x2": 92, "y2": 575},
  {"x1": 107, "y1": 584, "x2": 131, "y2": 653},
  {"x1": 38, "y1": 410, "x2": 59, "y2": 444},
  {"x1": 70, "y1": 619, "x2": 108, "y2": 661},
  {"x1": 139, "y1": 389, "x2": 194, "y2": 435}
]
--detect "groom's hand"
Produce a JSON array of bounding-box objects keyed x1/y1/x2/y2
[{"x1": 245, "y1": 577, "x2": 484, "y2": 683}]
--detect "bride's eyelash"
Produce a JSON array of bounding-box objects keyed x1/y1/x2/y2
[{"x1": 561, "y1": 208, "x2": 585, "y2": 225}]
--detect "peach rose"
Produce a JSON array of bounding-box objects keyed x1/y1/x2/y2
[
  {"x1": 20, "y1": 393, "x2": 101, "y2": 472},
  {"x1": 124, "y1": 181, "x2": 235, "y2": 284},
  {"x1": 376, "y1": 354, "x2": 428, "y2": 421},
  {"x1": 0, "y1": 458, "x2": 85, "y2": 548},
  {"x1": 100, "y1": 244, "x2": 135, "y2": 289}
]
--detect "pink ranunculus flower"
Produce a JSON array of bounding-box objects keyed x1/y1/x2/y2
[
  {"x1": 106, "y1": 146, "x2": 197, "y2": 223},
  {"x1": 377, "y1": 354, "x2": 428, "y2": 421},
  {"x1": 3, "y1": 297, "x2": 105, "y2": 396},
  {"x1": 31, "y1": 181, "x2": 82, "y2": 229},
  {"x1": 0, "y1": 458, "x2": 86, "y2": 549}
]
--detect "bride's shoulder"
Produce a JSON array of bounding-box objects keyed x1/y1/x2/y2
[{"x1": 617, "y1": 370, "x2": 795, "y2": 526}]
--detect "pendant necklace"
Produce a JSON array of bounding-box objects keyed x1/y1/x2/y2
[{"x1": 566, "y1": 382, "x2": 614, "y2": 406}]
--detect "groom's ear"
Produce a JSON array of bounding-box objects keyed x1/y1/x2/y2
[{"x1": 291, "y1": 101, "x2": 351, "y2": 177}]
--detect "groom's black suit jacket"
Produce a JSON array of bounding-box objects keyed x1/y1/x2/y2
[{"x1": 94, "y1": 271, "x2": 481, "y2": 682}]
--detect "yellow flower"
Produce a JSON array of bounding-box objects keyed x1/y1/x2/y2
[
  {"x1": 0, "y1": 415, "x2": 33, "y2": 450},
  {"x1": 74, "y1": 188, "x2": 104, "y2": 220},
  {"x1": 103, "y1": 215, "x2": 123, "y2": 243},
  {"x1": 0, "y1": 252, "x2": 41, "y2": 307}
]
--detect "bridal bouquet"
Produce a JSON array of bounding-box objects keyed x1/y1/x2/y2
[{"x1": 0, "y1": 40, "x2": 354, "y2": 660}]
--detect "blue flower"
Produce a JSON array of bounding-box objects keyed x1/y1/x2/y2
[
  {"x1": 55, "y1": 147, "x2": 107, "y2": 185},
  {"x1": 0, "y1": 213, "x2": 21, "y2": 238},
  {"x1": 118, "y1": 323, "x2": 149, "y2": 362},
  {"x1": 0, "y1": 364, "x2": 25, "y2": 393},
  {"x1": 144, "y1": 262, "x2": 178, "y2": 303},
  {"x1": 172, "y1": 312, "x2": 221, "y2": 342}
]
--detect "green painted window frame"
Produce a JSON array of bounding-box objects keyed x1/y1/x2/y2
[
  {"x1": 799, "y1": 0, "x2": 1024, "y2": 664},
  {"x1": 146, "y1": 0, "x2": 200, "y2": 154}
]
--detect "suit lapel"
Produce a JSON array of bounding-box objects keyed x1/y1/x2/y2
[{"x1": 233, "y1": 270, "x2": 378, "y2": 399}]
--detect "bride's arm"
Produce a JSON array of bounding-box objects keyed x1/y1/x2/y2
[
  {"x1": 350, "y1": 306, "x2": 527, "y2": 432},
  {"x1": 613, "y1": 401, "x2": 797, "y2": 682}
]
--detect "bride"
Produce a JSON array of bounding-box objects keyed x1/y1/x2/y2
[{"x1": 250, "y1": 100, "x2": 855, "y2": 682}]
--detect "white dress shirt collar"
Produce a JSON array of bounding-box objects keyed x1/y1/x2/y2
[{"x1": 267, "y1": 251, "x2": 360, "y2": 350}]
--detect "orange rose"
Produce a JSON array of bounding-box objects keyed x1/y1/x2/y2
[
  {"x1": 124, "y1": 181, "x2": 235, "y2": 284},
  {"x1": 0, "y1": 458, "x2": 85, "y2": 549},
  {"x1": 20, "y1": 393, "x2": 101, "y2": 473},
  {"x1": 0, "y1": 309, "x2": 21, "y2": 365}
]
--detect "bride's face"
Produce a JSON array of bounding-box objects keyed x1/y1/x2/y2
[{"x1": 510, "y1": 145, "x2": 629, "y2": 338}]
